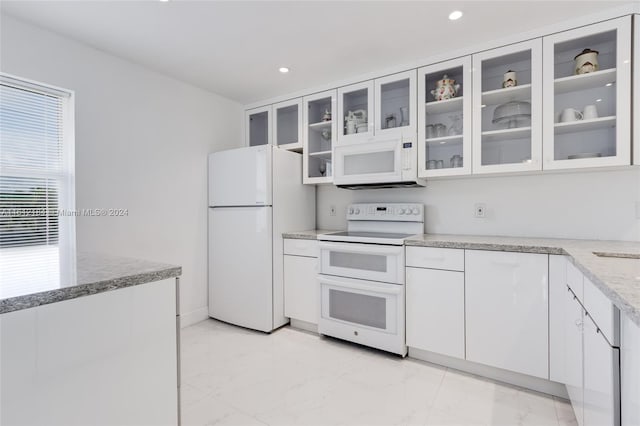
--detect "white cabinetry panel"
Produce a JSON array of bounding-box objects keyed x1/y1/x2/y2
[
  {"x1": 406, "y1": 267, "x2": 465, "y2": 359},
  {"x1": 622, "y1": 314, "x2": 640, "y2": 426},
  {"x1": 0, "y1": 279, "x2": 178, "y2": 426},
  {"x1": 284, "y1": 252, "x2": 319, "y2": 325},
  {"x1": 549, "y1": 255, "x2": 568, "y2": 383},
  {"x1": 465, "y1": 250, "x2": 549, "y2": 379},
  {"x1": 565, "y1": 287, "x2": 585, "y2": 426}
]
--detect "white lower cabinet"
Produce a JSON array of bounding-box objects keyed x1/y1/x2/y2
[
  {"x1": 583, "y1": 313, "x2": 620, "y2": 426},
  {"x1": 549, "y1": 255, "x2": 568, "y2": 383},
  {"x1": 406, "y1": 267, "x2": 465, "y2": 359},
  {"x1": 565, "y1": 287, "x2": 585, "y2": 426},
  {"x1": 465, "y1": 250, "x2": 549, "y2": 379},
  {"x1": 622, "y1": 314, "x2": 640, "y2": 426},
  {"x1": 284, "y1": 239, "x2": 319, "y2": 325}
]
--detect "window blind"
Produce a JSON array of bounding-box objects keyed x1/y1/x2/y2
[{"x1": 0, "y1": 82, "x2": 64, "y2": 248}]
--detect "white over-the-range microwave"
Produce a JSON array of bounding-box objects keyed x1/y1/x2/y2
[{"x1": 333, "y1": 137, "x2": 426, "y2": 189}]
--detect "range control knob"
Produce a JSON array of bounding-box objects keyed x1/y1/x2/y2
[
  {"x1": 412, "y1": 208, "x2": 419, "y2": 215},
  {"x1": 348, "y1": 208, "x2": 354, "y2": 214},
  {"x1": 354, "y1": 208, "x2": 360, "y2": 214},
  {"x1": 398, "y1": 208, "x2": 406, "y2": 215}
]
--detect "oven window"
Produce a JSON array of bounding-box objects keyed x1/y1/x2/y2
[
  {"x1": 329, "y1": 289, "x2": 386, "y2": 329},
  {"x1": 343, "y1": 151, "x2": 395, "y2": 175},
  {"x1": 329, "y1": 251, "x2": 387, "y2": 272}
]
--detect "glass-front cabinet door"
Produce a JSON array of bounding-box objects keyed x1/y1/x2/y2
[
  {"x1": 374, "y1": 70, "x2": 416, "y2": 139},
  {"x1": 245, "y1": 105, "x2": 272, "y2": 147},
  {"x1": 472, "y1": 39, "x2": 542, "y2": 174},
  {"x1": 337, "y1": 81, "x2": 374, "y2": 144},
  {"x1": 273, "y1": 97, "x2": 303, "y2": 151},
  {"x1": 543, "y1": 17, "x2": 631, "y2": 170},
  {"x1": 303, "y1": 89, "x2": 337, "y2": 184},
  {"x1": 635, "y1": 14, "x2": 640, "y2": 166},
  {"x1": 418, "y1": 56, "x2": 471, "y2": 177}
]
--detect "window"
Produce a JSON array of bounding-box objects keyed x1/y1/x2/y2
[{"x1": 0, "y1": 74, "x2": 75, "y2": 293}]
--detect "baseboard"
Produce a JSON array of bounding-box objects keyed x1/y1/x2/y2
[
  {"x1": 180, "y1": 307, "x2": 209, "y2": 328},
  {"x1": 290, "y1": 318, "x2": 319, "y2": 334},
  {"x1": 409, "y1": 347, "x2": 569, "y2": 399}
]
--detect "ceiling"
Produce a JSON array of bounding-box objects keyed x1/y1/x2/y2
[{"x1": 0, "y1": 1, "x2": 632, "y2": 104}]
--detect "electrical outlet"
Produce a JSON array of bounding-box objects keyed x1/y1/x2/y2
[
  {"x1": 329, "y1": 205, "x2": 337, "y2": 216},
  {"x1": 474, "y1": 203, "x2": 486, "y2": 218}
]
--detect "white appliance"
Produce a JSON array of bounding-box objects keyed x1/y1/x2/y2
[
  {"x1": 317, "y1": 203, "x2": 424, "y2": 355},
  {"x1": 333, "y1": 138, "x2": 426, "y2": 189},
  {"x1": 208, "y1": 145, "x2": 315, "y2": 332}
]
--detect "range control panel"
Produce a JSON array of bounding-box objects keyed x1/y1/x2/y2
[{"x1": 346, "y1": 203, "x2": 424, "y2": 222}]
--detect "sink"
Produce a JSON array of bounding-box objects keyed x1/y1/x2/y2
[{"x1": 593, "y1": 251, "x2": 640, "y2": 259}]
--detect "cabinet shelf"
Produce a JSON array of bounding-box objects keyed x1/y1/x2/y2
[
  {"x1": 554, "y1": 116, "x2": 616, "y2": 135},
  {"x1": 554, "y1": 68, "x2": 616, "y2": 95},
  {"x1": 425, "y1": 97, "x2": 463, "y2": 115},
  {"x1": 308, "y1": 121, "x2": 332, "y2": 131},
  {"x1": 308, "y1": 150, "x2": 332, "y2": 159},
  {"x1": 425, "y1": 135, "x2": 463, "y2": 144},
  {"x1": 481, "y1": 84, "x2": 531, "y2": 105},
  {"x1": 482, "y1": 127, "x2": 531, "y2": 143}
]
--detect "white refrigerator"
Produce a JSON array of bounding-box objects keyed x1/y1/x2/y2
[{"x1": 208, "y1": 145, "x2": 315, "y2": 332}]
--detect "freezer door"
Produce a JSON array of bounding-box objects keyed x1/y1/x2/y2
[
  {"x1": 208, "y1": 145, "x2": 272, "y2": 207},
  {"x1": 208, "y1": 206, "x2": 273, "y2": 332}
]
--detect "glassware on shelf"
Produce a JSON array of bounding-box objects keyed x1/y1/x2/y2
[
  {"x1": 385, "y1": 113, "x2": 397, "y2": 129},
  {"x1": 318, "y1": 161, "x2": 326, "y2": 176},
  {"x1": 450, "y1": 155, "x2": 463, "y2": 168},
  {"x1": 322, "y1": 109, "x2": 332, "y2": 122},
  {"x1": 399, "y1": 107, "x2": 409, "y2": 126},
  {"x1": 434, "y1": 123, "x2": 447, "y2": 137},
  {"x1": 426, "y1": 124, "x2": 436, "y2": 139},
  {"x1": 492, "y1": 101, "x2": 532, "y2": 129},
  {"x1": 448, "y1": 114, "x2": 463, "y2": 136}
]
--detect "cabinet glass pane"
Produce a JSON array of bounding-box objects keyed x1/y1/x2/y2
[
  {"x1": 249, "y1": 111, "x2": 269, "y2": 146},
  {"x1": 329, "y1": 251, "x2": 387, "y2": 272},
  {"x1": 552, "y1": 30, "x2": 617, "y2": 161},
  {"x1": 329, "y1": 289, "x2": 386, "y2": 329},
  {"x1": 480, "y1": 49, "x2": 533, "y2": 166},
  {"x1": 423, "y1": 65, "x2": 465, "y2": 170},
  {"x1": 276, "y1": 104, "x2": 298, "y2": 145},
  {"x1": 380, "y1": 78, "x2": 411, "y2": 129},
  {"x1": 342, "y1": 88, "x2": 369, "y2": 136},
  {"x1": 307, "y1": 96, "x2": 333, "y2": 179}
]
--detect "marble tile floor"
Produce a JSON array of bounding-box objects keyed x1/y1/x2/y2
[{"x1": 180, "y1": 319, "x2": 577, "y2": 426}]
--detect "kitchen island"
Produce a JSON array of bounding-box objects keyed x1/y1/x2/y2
[{"x1": 0, "y1": 251, "x2": 182, "y2": 426}]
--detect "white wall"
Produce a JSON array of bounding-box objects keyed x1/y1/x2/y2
[
  {"x1": 0, "y1": 14, "x2": 243, "y2": 325},
  {"x1": 317, "y1": 168, "x2": 640, "y2": 241}
]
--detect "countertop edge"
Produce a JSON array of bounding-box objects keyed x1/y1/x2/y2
[
  {"x1": 0, "y1": 266, "x2": 182, "y2": 315},
  {"x1": 404, "y1": 239, "x2": 568, "y2": 255}
]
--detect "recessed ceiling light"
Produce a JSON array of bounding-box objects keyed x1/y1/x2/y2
[
  {"x1": 159, "y1": 0, "x2": 169, "y2": 2},
  {"x1": 596, "y1": 98, "x2": 602, "y2": 102},
  {"x1": 449, "y1": 10, "x2": 463, "y2": 21},
  {"x1": 605, "y1": 83, "x2": 613, "y2": 87},
  {"x1": 279, "y1": 67, "x2": 290, "y2": 74}
]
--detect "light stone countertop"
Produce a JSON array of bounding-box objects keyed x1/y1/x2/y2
[
  {"x1": 0, "y1": 252, "x2": 182, "y2": 314},
  {"x1": 282, "y1": 230, "x2": 337, "y2": 240},
  {"x1": 285, "y1": 230, "x2": 640, "y2": 327}
]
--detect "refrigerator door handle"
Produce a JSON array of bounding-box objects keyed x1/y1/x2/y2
[{"x1": 256, "y1": 148, "x2": 267, "y2": 205}]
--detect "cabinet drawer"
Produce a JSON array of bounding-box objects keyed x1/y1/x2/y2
[
  {"x1": 284, "y1": 238, "x2": 318, "y2": 257},
  {"x1": 406, "y1": 247, "x2": 464, "y2": 271},
  {"x1": 584, "y1": 276, "x2": 619, "y2": 345}
]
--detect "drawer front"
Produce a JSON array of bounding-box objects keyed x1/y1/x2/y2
[
  {"x1": 319, "y1": 242, "x2": 405, "y2": 284},
  {"x1": 584, "y1": 276, "x2": 619, "y2": 345},
  {"x1": 284, "y1": 238, "x2": 319, "y2": 257},
  {"x1": 406, "y1": 246, "x2": 464, "y2": 271}
]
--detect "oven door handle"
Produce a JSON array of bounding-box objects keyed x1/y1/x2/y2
[
  {"x1": 319, "y1": 275, "x2": 403, "y2": 295},
  {"x1": 319, "y1": 242, "x2": 404, "y2": 256}
]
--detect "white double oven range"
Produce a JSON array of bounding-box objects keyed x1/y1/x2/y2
[{"x1": 317, "y1": 203, "x2": 424, "y2": 356}]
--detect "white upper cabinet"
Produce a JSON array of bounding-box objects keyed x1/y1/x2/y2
[
  {"x1": 472, "y1": 39, "x2": 543, "y2": 174},
  {"x1": 245, "y1": 105, "x2": 272, "y2": 147},
  {"x1": 418, "y1": 56, "x2": 472, "y2": 177},
  {"x1": 543, "y1": 16, "x2": 632, "y2": 170},
  {"x1": 303, "y1": 89, "x2": 337, "y2": 184},
  {"x1": 337, "y1": 80, "x2": 374, "y2": 144},
  {"x1": 374, "y1": 70, "x2": 417, "y2": 139},
  {"x1": 273, "y1": 98, "x2": 303, "y2": 151}
]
